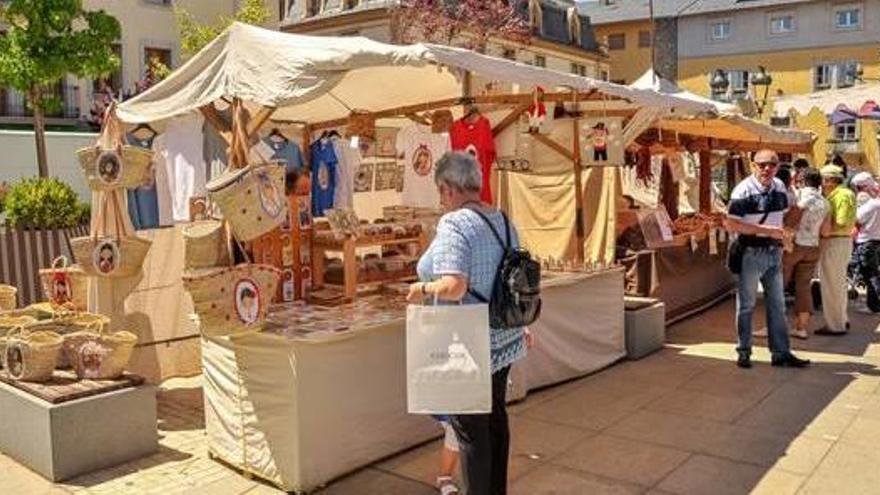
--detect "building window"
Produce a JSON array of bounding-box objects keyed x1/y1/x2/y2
[
  {"x1": 834, "y1": 5, "x2": 861, "y2": 30},
  {"x1": 570, "y1": 63, "x2": 587, "y2": 77},
  {"x1": 815, "y1": 63, "x2": 834, "y2": 90},
  {"x1": 502, "y1": 48, "x2": 517, "y2": 61},
  {"x1": 638, "y1": 30, "x2": 652, "y2": 48},
  {"x1": 600, "y1": 70, "x2": 609, "y2": 81},
  {"x1": 711, "y1": 69, "x2": 749, "y2": 100},
  {"x1": 769, "y1": 14, "x2": 796, "y2": 35},
  {"x1": 144, "y1": 46, "x2": 172, "y2": 79},
  {"x1": 339, "y1": 29, "x2": 360, "y2": 37},
  {"x1": 814, "y1": 61, "x2": 859, "y2": 90},
  {"x1": 834, "y1": 122, "x2": 858, "y2": 142},
  {"x1": 607, "y1": 33, "x2": 625, "y2": 50},
  {"x1": 710, "y1": 20, "x2": 731, "y2": 41},
  {"x1": 344, "y1": 0, "x2": 359, "y2": 9},
  {"x1": 534, "y1": 55, "x2": 546, "y2": 68},
  {"x1": 143, "y1": 0, "x2": 172, "y2": 5}
]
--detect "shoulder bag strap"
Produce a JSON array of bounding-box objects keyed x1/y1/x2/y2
[{"x1": 462, "y1": 204, "x2": 507, "y2": 303}]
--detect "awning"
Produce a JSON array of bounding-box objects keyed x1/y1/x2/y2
[
  {"x1": 117, "y1": 22, "x2": 717, "y2": 124},
  {"x1": 773, "y1": 83, "x2": 880, "y2": 117}
]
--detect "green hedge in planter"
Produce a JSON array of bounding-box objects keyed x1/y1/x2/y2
[{"x1": 4, "y1": 177, "x2": 90, "y2": 229}]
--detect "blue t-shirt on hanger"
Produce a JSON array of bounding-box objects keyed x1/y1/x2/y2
[
  {"x1": 310, "y1": 139, "x2": 337, "y2": 217},
  {"x1": 265, "y1": 137, "x2": 304, "y2": 174}
]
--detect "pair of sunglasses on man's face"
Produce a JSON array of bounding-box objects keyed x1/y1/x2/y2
[{"x1": 754, "y1": 160, "x2": 779, "y2": 169}]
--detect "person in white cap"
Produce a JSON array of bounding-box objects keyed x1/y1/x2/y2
[
  {"x1": 852, "y1": 172, "x2": 879, "y2": 207},
  {"x1": 850, "y1": 172, "x2": 880, "y2": 312},
  {"x1": 816, "y1": 164, "x2": 857, "y2": 335}
]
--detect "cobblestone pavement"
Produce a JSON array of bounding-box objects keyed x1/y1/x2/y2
[{"x1": 4, "y1": 297, "x2": 880, "y2": 494}]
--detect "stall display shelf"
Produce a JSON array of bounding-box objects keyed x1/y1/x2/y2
[{"x1": 312, "y1": 234, "x2": 428, "y2": 298}]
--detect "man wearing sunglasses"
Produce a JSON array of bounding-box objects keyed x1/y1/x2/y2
[{"x1": 726, "y1": 149, "x2": 810, "y2": 369}]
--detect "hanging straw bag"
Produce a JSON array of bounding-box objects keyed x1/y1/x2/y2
[
  {"x1": 71, "y1": 193, "x2": 152, "y2": 278},
  {"x1": 183, "y1": 220, "x2": 231, "y2": 269},
  {"x1": 62, "y1": 323, "x2": 137, "y2": 380},
  {"x1": 206, "y1": 164, "x2": 288, "y2": 242},
  {"x1": 77, "y1": 103, "x2": 153, "y2": 191},
  {"x1": 3, "y1": 326, "x2": 63, "y2": 382},
  {"x1": 183, "y1": 264, "x2": 282, "y2": 337},
  {"x1": 39, "y1": 256, "x2": 88, "y2": 310},
  {"x1": 0, "y1": 285, "x2": 17, "y2": 311}
]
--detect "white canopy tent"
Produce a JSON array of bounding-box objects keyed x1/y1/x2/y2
[
  {"x1": 630, "y1": 69, "x2": 740, "y2": 114},
  {"x1": 117, "y1": 22, "x2": 717, "y2": 125},
  {"x1": 773, "y1": 83, "x2": 880, "y2": 116}
]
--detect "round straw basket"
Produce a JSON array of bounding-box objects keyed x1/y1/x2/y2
[
  {"x1": 3, "y1": 327, "x2": 63, "y2": 382},
  {"x1": 0, "y1": 285, "x2": 17, "y2": 311},
  {"x1": 0, "y1": 315, "x2": 36, "y2": 369},
  {"x1": 63, "y1": 324, "x2": 137, "y2": 380},
  {"x1": 183, "y1": 220, "x2": 231, "y2": 269},
  {"x1": 71, "y1": 234, "x2": 152, "y2": 278},
  {"x1": 206, "y1": 164, "x2": 288, "y2": 242},
  {"x1": 183, "y1": 264, "x2": 282, "y2": 337},
  {"x1": 77, "y1": 145, "x2": 154, "y2": 192},
  {"x1": 39, "y1": 256, "x2": 88, "y2": 310},
  {"x1": 26, "y1": 312, "x2": 110, "y2": 368}
]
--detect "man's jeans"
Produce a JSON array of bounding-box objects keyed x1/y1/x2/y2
[{"x1": 736, "y1": 246, "x2": 791, "y2": 359}]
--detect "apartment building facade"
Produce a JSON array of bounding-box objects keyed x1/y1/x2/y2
[
  {"x1": 277, "y1": 0, "x2": 611, "y2": 81},
  {"x1": 0, "y1": 0, "x2": 281, "y2": 127},
  {"x1": 580, "y1": 0, "x2": 880, "y2": 169}
]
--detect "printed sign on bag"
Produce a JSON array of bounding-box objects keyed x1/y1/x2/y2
[
  {"x1": 93, "y1": 240, "x2": 121, "y2": 276},
  {"x1": 96, "y1": 150, "x2": 123, "y2": 186},
  {"x1": 233, "y1": 278, "x2": 262, "y2": 325},
  {"x1": 6, "y1": 344, "x2": 24, "y2": 379},
  {"x1": 257, "y1": 171, "x2": 284, "y2": 219}
]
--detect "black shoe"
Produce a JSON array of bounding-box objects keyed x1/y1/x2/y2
[
  {"x1": 737, "y1": 354, "x2": 752, "y2": 369},
  {"x1": 771, "y1": 353, "x2": 811, "y2": 368},
  {"x1": 815, "y1": 326, "x2": 847, "y2": 336}
]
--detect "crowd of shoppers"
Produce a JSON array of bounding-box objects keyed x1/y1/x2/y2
[{"x1": 727, "y1": 149, "x2": 879, "y2": 369}]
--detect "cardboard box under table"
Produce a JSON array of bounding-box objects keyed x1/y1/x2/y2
[{"x1": 200, "y1": 298, "x2": 437, "y2": 494}]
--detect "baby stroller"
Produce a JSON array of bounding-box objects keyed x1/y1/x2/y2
[{"x1": 847, "y1": 241, "x2": 880, "y2": 313}]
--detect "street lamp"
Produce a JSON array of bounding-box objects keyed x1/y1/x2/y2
[
  {"x1": 750, "y1": 65, "x2": 773, "y2": 117},
  {"x1": 710, "y1": 69, "x2": 730, "y2": 101}
]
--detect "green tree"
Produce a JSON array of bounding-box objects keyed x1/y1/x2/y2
[
  {"x1": 0, "y1": 0, "x2": 120, "y2": 178},
  {"x1": 175, "y1": 0, "x2": 269, "y2": 60}
]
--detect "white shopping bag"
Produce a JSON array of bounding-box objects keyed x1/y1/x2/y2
[{"x1": 406, "y1": 302, "x2": 492, "y2": 414}]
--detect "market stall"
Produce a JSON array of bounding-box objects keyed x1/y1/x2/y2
[{"x1": 110, "y1": 22, "x2": 731, "y2": 493}]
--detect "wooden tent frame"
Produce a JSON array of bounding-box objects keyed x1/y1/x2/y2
[{"x1": 197, "y1": 87, "x2": 812, "y2": 263}]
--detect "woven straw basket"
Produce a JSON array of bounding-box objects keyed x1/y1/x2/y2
[
  {"x1": 207, "y1": 164, "x2": 288, "y2": 242},
  {"x1": 77, "y1": 146, "x2": 153, "y2": 191},
  {"x1": 39, "y1": 256, "x2": 88, "y2": 310},
  {"x1": 71, "y1": 235, "x2": 152, "y2": 278},
  {"x1": 25, "y1": 312, "x2": 109, "y2": 369},
  {"x1": 71, "y1": 192, "x2": 152, "y2": 278},
  {"x1": 3, "y1": 327, "x2": 63, "y2": 382},
  {"x1": 183, "y1": 220, "x2": 231, "y2": 269},
  {"x1": 77, "y1": 103, "x2": 153, "y2": 192},
  {"x1": 0, "y1": 285, "x2": 17, "y2": 311},
  {"x1": 62, "y1": 324, "x2": 137, "y2": 380},
  {"x1": 0, "y1": 315, "x2": 36, "y2": 369},
  {"x1": 183, "y1": 264, "x2": 281, "y2": 337}
]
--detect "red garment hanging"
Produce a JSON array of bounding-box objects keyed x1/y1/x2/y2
[{"x1": 450, "y1": 115, "x2": 497, "y2": 204}]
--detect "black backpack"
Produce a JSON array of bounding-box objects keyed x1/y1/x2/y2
[{"x1": 466, "y1": 208, "x2": 542, "y2": 329}]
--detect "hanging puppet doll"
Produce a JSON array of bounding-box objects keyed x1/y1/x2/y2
[{"x1": 526, "y1": 86, "x2": 547, "y2": 133}]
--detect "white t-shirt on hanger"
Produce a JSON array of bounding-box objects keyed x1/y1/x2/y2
[{"x1": 397, "y1": 123, "x2": 450, "y2": 207}]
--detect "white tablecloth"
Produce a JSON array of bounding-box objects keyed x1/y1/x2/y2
[{"x1": 202, "y1": 267, "x2": 625, "y2": 493}]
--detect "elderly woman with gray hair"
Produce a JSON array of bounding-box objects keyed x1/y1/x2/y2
[{"x1": 407, "y1": 151, "x2": 529, "y2": 495}]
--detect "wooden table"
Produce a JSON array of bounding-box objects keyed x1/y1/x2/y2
[
  {"x1": 312, "y1": 234, "x2": 427, "y2": 298},
  {"x1": 0, "y1": 370, "x2": 144, "y2": 404}
]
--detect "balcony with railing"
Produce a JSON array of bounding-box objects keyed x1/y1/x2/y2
[{"x1": 0, "y1": 83, "x2": 81, "y2": 124}]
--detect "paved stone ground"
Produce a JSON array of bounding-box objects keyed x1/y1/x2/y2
[{"x1": 4, "y1": 296, "x2": 880, "y2": 494}]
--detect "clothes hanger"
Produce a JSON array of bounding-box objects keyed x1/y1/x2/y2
[
  {"x1": 130, "y1": 122, "x2": 157, "y2": 139},
  {"x1": 269, "y1": 127, "x2": 288, "y2": 142},
  {"x1": 327, "y1": 129, "x2": 341, "y2": 139}
]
